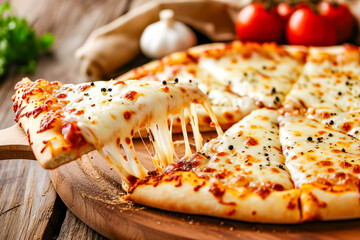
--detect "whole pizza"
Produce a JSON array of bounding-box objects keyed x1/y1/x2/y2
[{"x1": 12, "y1": 41, "x2": 360, "y2": 223}]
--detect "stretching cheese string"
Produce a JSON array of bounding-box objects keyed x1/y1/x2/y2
[{"x1": 100, "y1": 102, "x2": 222, "y2": 185}]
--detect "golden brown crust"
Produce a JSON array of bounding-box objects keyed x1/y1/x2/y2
[
  {"x1": 12, "y1": 78, "x2": 94, "y2": 169},
  {"x1": 127, "y1": 171, "x2": 301, "y2": 224},
  {"x1": 307, "y1": 45, "x2": 360, "y2": 65},
  {"x1": 300, "y1": 183, "x2": 360, "y2": 221}
]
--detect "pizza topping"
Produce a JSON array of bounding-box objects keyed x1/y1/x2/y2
[
  {"x1": 245, "y1": 137, "x2": 258, "y2": 146},
  {"x1": 58, "y1": 79, "x2": 221, "y2": 183},
  {"x1": 37, "y1": 112, "x2": 62, "y2": 133},
  {"x1": 199, "y1": 42, "x2": 305, "y2": 109},
  {"x1": 124, "y1": 91, "x2": 138, "y2": 100},
  {"x1": 61, "y1": 121, "x2": 86, "y2": 147},
  {"x1": 284, "y1": 48, "x2": 360, "y2": 138},
  {"x1": 280, "y1": 113, "x2": 360, "y2": 188}
]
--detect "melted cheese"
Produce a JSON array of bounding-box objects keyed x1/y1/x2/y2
[
  {"x1": 133, "y1": 61, "x2": 257, "y2": 126},
  {"x1": 279, "y1": 114, "x2": 360, "y2": 188},
  {"x1": 283, "y1": 46, "x2": 360, "y2": 138},
  {"x1": 198, "y1": 47, "x2": 304, "y2": 108},
  {"x1": 192, "y1": 109, "x2": 294, "y2": 190},
  {"x1": 53, "y1": 79, "x2": 222, "y2": 183},
  {"x1": 284, "y1": 73, "x2": 360, "y2": 112},
  {"x1": 306, "y1": 109, "x2": 360, "y2": 140}
]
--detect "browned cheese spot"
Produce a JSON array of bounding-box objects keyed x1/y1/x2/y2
[
  {"x1": 245, "y1": 137, "x2": 258, "y2": 146},
  {"x1": 123, "y1": 111, "x2": 131, "y2": 120}
]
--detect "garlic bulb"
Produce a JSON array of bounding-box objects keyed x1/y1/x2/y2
[{"x1": 140, "y1": 9, "x2": 197, "y2": 58}]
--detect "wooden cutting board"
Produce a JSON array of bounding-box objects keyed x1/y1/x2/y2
[{"x1": 1, "y1": 125, "x2": 360, "y2": 239}]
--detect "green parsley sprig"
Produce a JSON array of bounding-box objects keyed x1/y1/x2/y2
[{"x1": 0, "y1": 2, "x2": 54, "y2": 78}]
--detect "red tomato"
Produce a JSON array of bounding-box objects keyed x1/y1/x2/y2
[
  {"x1": 276, "y1": 3, "x2": 295, "y2": 21},
  {"x1": 236, "y1": 3, "x2": 284, "y2": 43},
  {"x1": 318, "y1": 1, "x2": 354, "y2": 43},
  {"x1": 286, "y1": 8, "x2": 337, "y2": 46}
]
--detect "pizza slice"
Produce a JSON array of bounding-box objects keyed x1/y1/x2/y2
[
  {"x1": 127, "y1": 109, "x2": 301, "y2": 223},
  {"x1": 197, "y1": 42, "x2": 307, "y2": 109},
  {"x1": 12, "y1": 77, "x2": 222, "y2": 184},
  {"x1": 283, "y1": 45, "x2": 360, "y2": 139},
  {"x1": 279, "y1": 112, "x2": 360, "y2": 221},
  {"x1": 119, "y1": 42, "x2": 307, "y2": 129}
]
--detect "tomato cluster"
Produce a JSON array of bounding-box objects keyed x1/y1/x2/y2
[{"x1": 235, "y1": 1, "x2": 355, "y2": 46}]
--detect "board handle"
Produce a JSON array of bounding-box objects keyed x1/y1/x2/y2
[{"x1": 0, "y1": 124, "x2": 35, "y2": 160}]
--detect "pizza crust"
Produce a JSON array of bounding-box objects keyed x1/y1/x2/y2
[
  {"x1": 127, "y1": 171, "x2": 301, "y2": 224},
  {"x1": 300, "y1": 184, "x2": 360, "y2": 221}
]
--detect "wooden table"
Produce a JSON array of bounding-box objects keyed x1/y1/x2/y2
[{"x1": 0, "y1": 0, "x2": 149, "y2": 239}]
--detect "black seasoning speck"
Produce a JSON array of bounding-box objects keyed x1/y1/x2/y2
[
  {"x1": 101, "y1": 88, "x2": 106, "y2": 92},
  {"x1": 264, "y1": 153, "x2": 269, "y2": 156},
  {"x1": 189, "y1": 79, "x2": 192, "y2": 83},
  {"x1": 162, "y1": 80, "x2": 167, "y2": 85},
  {"x1": 174, "y1": 78, "x2": 179, "y2": 83},
  {"x1": 278, "y1": 164, "x2": 285, "y2": 170},
  {"x1": 108, "y1": 88, "x2": 112, "y2": 92},
  {"x1": 338, "y1": 91, "x2": 342, "y2": 96},
  {"x1": 271, "y1": 88, "x2": 276, "y2": 94},
  {"x1": 275, "y1": 96, "x2": 280, "y2": 102},
  {"x1": 328, "y1": 133, "x2": 333, "y2": 137},
  {"x1": 84, "y1": 93, "x2": 89, "y2": 96},
  {"x1": 341, "y1": 148, "x2": 346, "y2": 153},
  {"x1": 228, "y1": 145, "x2": 234, "y2": 150},
  {"x1": 329, "y1": 120, "x2": 334, "y2": 125},
  {"x1": 108, "y1": 99, "x2": 112, "y2": 101},
  {"x1": 307, "y1": 137, "x2": 313, "y2": 141},
  {"x1": 90, "y1": 82, "x2": 95, "y2": 86}
]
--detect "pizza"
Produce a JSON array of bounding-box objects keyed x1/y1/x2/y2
[
  {"x1": 12, "y1": 41, "x2": 360, "y2": 223},
  {"x1": 12, "y1": 77, "x2": 221, "y2": 183},
  {"x1": 128, "y1": 109, "x2": 301, "y2": 223}
]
